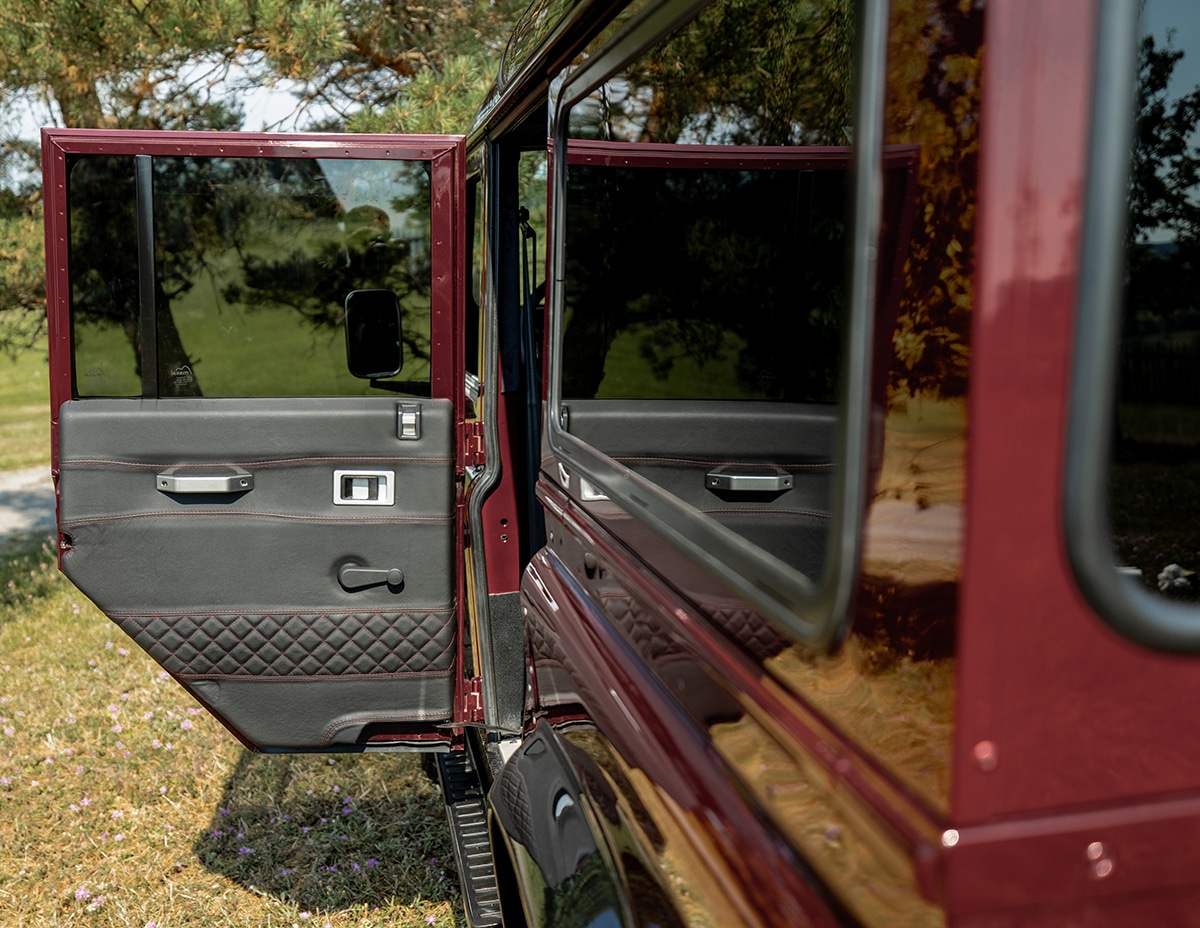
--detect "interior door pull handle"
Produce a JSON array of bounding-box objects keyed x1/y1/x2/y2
[
  {"x1": 705, "y1": 469, "x2": 793, "y2": 493},
  {"x1": 156, "y1": 470, "x2": 254, "y2": 493},
  {"x1": 339, "y1": 565, "x2": 405, "y2": 590}
]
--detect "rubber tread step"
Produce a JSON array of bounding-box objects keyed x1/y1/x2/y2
[{"x1": 438, "y1": 750, "x2": 503, "y2": 927}]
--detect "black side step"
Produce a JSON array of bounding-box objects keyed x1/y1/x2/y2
[{"x1": 437, "y1": 750, "x2": 503, "y2": 927}]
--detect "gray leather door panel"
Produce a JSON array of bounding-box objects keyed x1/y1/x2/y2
[
  {"x1": 562, "y1": 399, "x2": 835, "y2": 576},
  {"x1": 58, "y1": 396, "x2": 456, "y2": 751}
]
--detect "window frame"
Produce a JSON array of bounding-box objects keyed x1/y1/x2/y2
[
  {"x1": 541, "y1": 0, "x2": 891, "y2": 650},
  {"x1": 42, "y1": 130, "x2": 464, "y2": 410},
  {"x1": 1063, "y1": 0, "x2": 1200, "y2": 651}
]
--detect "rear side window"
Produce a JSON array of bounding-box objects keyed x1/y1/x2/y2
[
  {"x1": 69, "y1": 154, "x2": 432, "y2": 398},
  {"x1": 1111, "y1": 1, "x2": 1200, "y2": 597},
  {"x1": 1067, "y1": 0, "x2": 1200, "y2": 648},
  {"x1": 561, "y1": 157, "x2": 847, "y2": 403}
]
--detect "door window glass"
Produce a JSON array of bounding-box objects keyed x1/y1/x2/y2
[
  {"x1": 1110, "y1": 0, "x2": 1200, "y2": 600},
  {"x1": 68, "y1": 154, "x2": 432, "y2": 398}
]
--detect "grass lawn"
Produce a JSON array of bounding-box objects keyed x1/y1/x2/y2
[
  {"x1": 0, "y1": 537, "x2": 462, "y2": 927},
  {"x1": 0, "y1": 341, "x2": 51, "y2": 471},
  {"x1": 0, "y1": 338, "x2": 463, "y2": 925}
]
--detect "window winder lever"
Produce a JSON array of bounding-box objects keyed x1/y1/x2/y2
[{"x1": 338, "y1": 564, "x2": 404, "y2": 591}]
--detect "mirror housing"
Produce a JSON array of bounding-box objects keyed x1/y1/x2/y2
[{"x1": 344, "y1": 289, "x2": 403, "y2": 379}]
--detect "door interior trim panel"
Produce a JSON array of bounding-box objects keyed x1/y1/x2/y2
[{"x1": 57, "y1": 396, "x2": 458, "y2": 750}]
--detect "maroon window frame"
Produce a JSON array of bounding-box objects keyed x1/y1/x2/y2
[{"x1": 41, "y1": 128, "x2": 467, "y2": 470}]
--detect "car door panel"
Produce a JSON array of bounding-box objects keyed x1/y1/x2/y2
[
  {"x1": 57, "y1": 396, "x2": 456, "y2": 749},
  {"x1": 42, "y1": 130, "x2": 467, "y2": 752}
]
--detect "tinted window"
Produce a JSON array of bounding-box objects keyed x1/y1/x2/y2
[
  {"x1": 69, "y1": 155, "x2": 432, "y2": 398},
  {"x1": 1111, "y1": 0, "x2": 1200, "y2": 600},
  {"x1": 562, "y1": 159, "x2": 847, "y2": 402},
  {"x1": 69, "y1": 156, "x2": 142, "y2": 396}
]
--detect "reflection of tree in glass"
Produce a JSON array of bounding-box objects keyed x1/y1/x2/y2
[
  {"x1": 1110, "y1": 33, "x2": 1200, "y2": 598},
  {"x1": 1126, "y1": 35, "x2": 1200, "y2": 330},
  {"x1": 70, "y1": 156, "x2": 433, "y2": 395},
  {"x1": 562, "y1": 166, "x2": 846, "y2": 401},
  {"x1": 572, "y1": 0, "x2": 853, "y2": 146},
  {"x1": 884, "y1": 0, "x2": 982, "y2": 401},
  {"x1": 562, "y1": 0, "x2": 855, "y2": 402},
  {"x1": 68, "y1": 155, "x2": 203, "y2": 396}
]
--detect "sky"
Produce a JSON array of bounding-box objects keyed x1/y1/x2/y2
[
  {"x1": 12, "y1": 65, "x2": 329, "y2": 139},
  {"x1": 1144, "y1": 0, "x2": 1200, "y2": 100}
]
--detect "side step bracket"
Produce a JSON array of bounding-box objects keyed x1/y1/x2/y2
[{"x1": 437, "y1": 749, "x2": 503, "y2": 927}]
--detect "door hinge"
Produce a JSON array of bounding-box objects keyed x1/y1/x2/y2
[
  {"x1": 462, "y1": 419, "x2": 485, "y2": 468},
  {"x1": 464, "y1": 677, "x2": 485, "y2": 723}
]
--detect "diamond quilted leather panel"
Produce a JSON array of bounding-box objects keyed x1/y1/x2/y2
[{"x1": 110, "y1": 609, "x2": 455, "y2": 677}]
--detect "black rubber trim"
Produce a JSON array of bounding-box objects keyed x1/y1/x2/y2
[{"x1": 134, "y1": 154, "x2": 157, "y2": 398}]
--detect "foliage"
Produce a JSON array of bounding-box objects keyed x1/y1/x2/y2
[
  {"x1": 572, "y1": 0, "x2": 853, "y2": 146},
  {"x1": 347, "y1": 55, "x2": 497, "y2": 135},
  {"x1": 0, "y1": 0, "x2": 528, "y2": 359},
  {"x1": 0, "y1": 0, "x2": 524, "y2": 130},
  {"x1": 0, "y1": 206, "x2": 44, "y2": 355},
  {"x1": 0, "y1": 142, "x2": 46, "y2": 355},
  {"x1": 884, "y1": 0, "x2": 983, "y2": 400},
  {"x1": 0, "y1": 0, "x2": 246, "y2": 130},
  {"x1": 258, "y1": 0, "x2": 525, "y2": 128}
]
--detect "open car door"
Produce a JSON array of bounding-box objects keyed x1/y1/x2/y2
[{"x1": 42, "y1": 130, "x2": 466, "y2": 752}]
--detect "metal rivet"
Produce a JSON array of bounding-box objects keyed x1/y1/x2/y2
[
  {"x1": 973, "y1": 740, "x2": 998, "y2": 772},
  {"x1": 1086, "y1": 841, "x2": 1104, "y2": 861},
  {"x1": 1093, "y1": 858, "x2": 1114, "y2": 879},
  {"x1": 942, "y1": 829, "x2": 960, "y2": 848}
]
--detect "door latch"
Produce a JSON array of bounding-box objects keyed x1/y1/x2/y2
[{"x1": 333, "y1": 470, "x2": 395, "y2": 506}]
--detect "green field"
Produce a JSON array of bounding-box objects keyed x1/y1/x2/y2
[{"x1": 0, "y1": 345, "x2": 463, "y2": 926}]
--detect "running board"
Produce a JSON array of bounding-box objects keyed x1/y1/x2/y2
[{"x1": 437, "y1": 750, "x2": 503, "y2": 927}]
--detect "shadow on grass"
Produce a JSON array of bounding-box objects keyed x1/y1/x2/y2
[{"x1": 194, "y1": 749, "x2": 461, "y2": 915}]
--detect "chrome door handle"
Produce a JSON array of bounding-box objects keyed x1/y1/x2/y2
[
  {"x1": 339, "y1": 564, "x2": 405, "y2": 590},
  {"x1": 705, "y1": 468, "x2": 793, "y2": 493},
  {"x1": 156, "y1": 469, "x2": 254, "y2": 493}
]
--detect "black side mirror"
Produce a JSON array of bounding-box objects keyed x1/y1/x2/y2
[{"x1": 344, "y1": 289, "x2": 403, "y2": 379}]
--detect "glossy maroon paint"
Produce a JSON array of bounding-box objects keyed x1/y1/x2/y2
[
  {"x1": 521, "y1": 533, "x2": 840, "y2": 927},
  {"x1": 521, "y1": 1, "x2": 1200, "y2": 924},
  {"x1": 951, "y1": 0, "x2": 1200, "y2": 915}
]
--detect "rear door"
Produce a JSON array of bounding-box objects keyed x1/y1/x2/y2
[{"x1": 42, "y1": 130, "x2": 466, "y2": 752}]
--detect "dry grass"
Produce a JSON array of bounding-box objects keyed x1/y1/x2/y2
[{"x1": 0, "y1": 534, "x2": 463, "y2": 928}]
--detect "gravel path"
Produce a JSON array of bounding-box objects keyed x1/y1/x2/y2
[{"x1": 0, "y1": 467, "x2": 56, "y2": 545}]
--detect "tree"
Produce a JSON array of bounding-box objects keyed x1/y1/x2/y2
[
  {"x1": 0, "y1": 141, "x2": 43, "y2": 357},
  {"x1": 0, "y1": 0, "x2": 527, "y2": 357}
]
